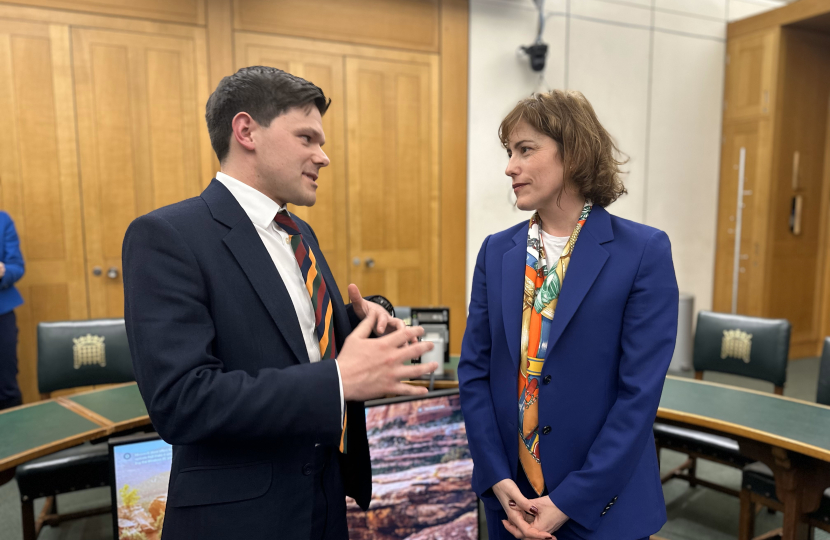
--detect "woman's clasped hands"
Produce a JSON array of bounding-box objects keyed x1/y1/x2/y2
[{"x1": 492, "y1": 479, "x2": 570, "y2": 540}]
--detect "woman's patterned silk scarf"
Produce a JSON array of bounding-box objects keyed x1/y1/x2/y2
[{"x1": 518, "y1": 201, "x2": 592, "y2": 495}]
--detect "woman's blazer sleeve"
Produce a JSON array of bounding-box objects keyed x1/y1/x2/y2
[
  {"x1": 548, "y1": 230, "x2": 678, "y2": 531},
  {"x1": 0, "y1": 213, "x2": 25, "y2": 290},
  {"x1": 458, "y1": 235, "x2": 512, "y2": 499}
]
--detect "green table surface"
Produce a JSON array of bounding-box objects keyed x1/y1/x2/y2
[
  {"x1": 68, "y1": 384, "x2": 148, "y2": 424},
  {"x1": 659, "y1": 376, "x2": 830, "y2": 460},
  {"x1": 0, "y1": 401, "x2": 102, "y2": 463}
]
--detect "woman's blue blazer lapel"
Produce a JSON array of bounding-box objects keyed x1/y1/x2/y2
[
  {"x1": 500, "y1": 206, "x2": 614, "y2": 370},
  {"x1": 502, "y1": 225, "x2": 528, "y2": 371}
]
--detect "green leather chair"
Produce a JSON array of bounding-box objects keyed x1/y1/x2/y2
[
  {"x1": 15, "y1": 319, "x2": 136, "y2": 540},
  {"x1": 36, "y1": 319, "x2": 134, "y2": 398},
  {"x1": 654, "y1": 311, "x2": 791, "y2": 497},
  {"x1": 738, "y1": 337, "x2": 830, "y2": 539}
]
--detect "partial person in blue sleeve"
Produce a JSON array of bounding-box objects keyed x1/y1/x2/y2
[
  {"x1": 0, "y1": 211, "x2": 24, "y2": 410},
  {"x1": 458, "y1": 90, "x2": 679, "y2": 540}
]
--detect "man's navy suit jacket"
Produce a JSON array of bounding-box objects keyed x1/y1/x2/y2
[
  {"x1": 458, "y1": 205, "x2": 678, "y2": 540},
  {"x1": 122, "y1": 179, "x2": 371, "y2": 539}
]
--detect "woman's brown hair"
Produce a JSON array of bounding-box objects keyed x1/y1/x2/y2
[{"x1": 499, "y1": 90, "x2": 627, "y2": 208}]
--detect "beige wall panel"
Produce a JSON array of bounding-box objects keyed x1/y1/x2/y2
[
  {"x1": 233, "y1": 0, "x2": 440, "y2": 53},
  {"x1": 1, "y1": 0, "x2": 204, "y2": 24},
  {"x1": 236, "y1": 44, "x2": 349, "y2": 298},
  {"x1": 72, "y1": 27, "x2": 211, "y2": 319},
  {"x1": 0, "y1": 20, "x2": 87, "y2": 402},
  {"x1": 346, "y1": 56, "x2": 439, "y2": 307}
]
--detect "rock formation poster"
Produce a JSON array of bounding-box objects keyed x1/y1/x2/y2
[{"x1": 346, "y1": 393, "x2": 478, "y2": 540}]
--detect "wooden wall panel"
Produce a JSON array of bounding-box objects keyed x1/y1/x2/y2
[
  {"x1": 0, "y1": 0, "x2": 469, "y2": 386},
  {"x1": 766, "y1": 29, "x2": 830, "y2": 357},
  {"x1": 440, "y1": 0, "x2": 468, "y2": 354},
  {"x1": 72, "y1": 27, "x2": 212, "y2": 319},
  {"x1": 0, "y1": 21, "x2": 87, "y2": 402},
  {"x1": 206, "y1": 0, "x2": 233, "y2": 89},
  {"x1": 346, "y1": 56, "x2": 440, "y2": 307},
  {"x1": 725, "y1": 30, "x2": 777, "y2": 121},
  {"x1": 233, "y1": 0, "x2": 440, "y2": 53},
  {"x1": 729, "y1": 0, "x2": 830, "y2": 39},
  {"x1": 714, "y1": 28, "x2": 779, "y2": 321},
  {"x1": 713, "y1": 121, "x2": 767, "y2": 316},
  {"x1": 3, "y1": 0, "x2": 204, "y2": 24}
]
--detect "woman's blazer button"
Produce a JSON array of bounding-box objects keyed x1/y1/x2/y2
[
  {"x1": 543, "y1": 375, "x2": 552, "y2": 384},
  {"x1": 542, "y1": 426, "x2": 552, "y2": 435}
]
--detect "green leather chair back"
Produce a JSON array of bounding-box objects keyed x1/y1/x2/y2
[
  {"x1": 37, "y1": 319, "x2": 134, "y2": 395},
  {"x1": 818, "y1": 337, "x2": 830, "y2": 406},
  {"x1": 693, "y1": 311, "x2": 790, "y2": 389}
]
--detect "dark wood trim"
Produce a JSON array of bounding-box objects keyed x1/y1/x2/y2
[
  {"x1": 0, "y1": 467, "x2": 14, "y2": 487},
  {"x1": 21, "y1": 498, "x2": 35, "y2": 540},
  {"x1": 405, "y1": 379, "x2": 459, "y2": 390},
  {"x1": 0, "y1": 428, "x2": 105, "y2": 472}
]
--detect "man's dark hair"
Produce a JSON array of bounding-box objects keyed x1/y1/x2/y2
[{"x1": 205, "y1": 66, "x2": 331, "y2": 162}]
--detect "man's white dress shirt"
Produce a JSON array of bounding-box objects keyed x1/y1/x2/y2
[{"x1": 215, "y1": 172, "x2": 344, "y2": 424}]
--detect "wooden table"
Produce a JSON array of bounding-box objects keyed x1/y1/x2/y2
[
  {"x1": 3, "y1": 372, "x2": 827, "y2": 540},
  {"x1": 659, "y1": 376, "x2": 830, "y2": 540},
  {"x1": 0, "y1": 383, "x2": 150, "y2": 485}
]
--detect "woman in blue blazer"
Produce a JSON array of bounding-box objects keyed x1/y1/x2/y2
[
  {"x1": 0, "y1": 211, "x2": 24, "y2": 410},
  {"x1": 459, "y1": 91, "x2": 678, "y2": 540}
]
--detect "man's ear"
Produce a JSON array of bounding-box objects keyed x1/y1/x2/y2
[{"x1": 231, "y1": 112, "x2": 257, "y2": 152}]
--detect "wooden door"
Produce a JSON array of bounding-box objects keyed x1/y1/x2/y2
[
  {"x1": 345, "y1": 57, "x2": 439, "y2": 307},
  {"x1": 72, "y1": 27, "x2": 211, "y2": 318},
  {"x1": 235, "y1": 45, "x2": 349, "y2": 298},
  {"x1": 725, "y1": 30, "x2": 778, "y2": 121},
  {"x1": 0, "y1": 21, "x2": 88, "y2": 401},
  {"x1": 713, "y1": 120, "x2": 771, "y2": 316},
  {"x1": 766, "y1": 29, "x2": 830, "y2": 357}
]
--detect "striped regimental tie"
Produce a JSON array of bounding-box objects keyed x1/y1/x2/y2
[{"x1": 274, "y1": 210, "x2": 347, "y2": 453}]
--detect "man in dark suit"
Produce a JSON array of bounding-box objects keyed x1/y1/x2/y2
[{"x1": 122, "y1": 66, "x2": 436, "y2": 540}]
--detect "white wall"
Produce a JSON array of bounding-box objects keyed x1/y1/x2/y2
[{"x1": 466, "y1": 0, "x2": 789, "y2": 312}]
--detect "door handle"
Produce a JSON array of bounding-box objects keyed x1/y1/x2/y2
[
  {"x1": 365, "y1": 258, "x2": 375, "y2": 269},
  {"x1": 92, "y1": 266, "x2": 102, "y2": 277},
  {"x1": 107, "y1": 267, "x2": 119, "y2": 279}
]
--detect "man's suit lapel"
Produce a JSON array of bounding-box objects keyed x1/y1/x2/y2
[
  {"x1": 544, "y1": 205, "x2": 613, "y2": 358},
  {"x1": 202, "y1": 179, "x2": 310, "y2": 365}
]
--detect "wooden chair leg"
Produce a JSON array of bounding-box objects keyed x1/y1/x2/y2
[
  {"x1": 687, "y1": 456, "x2": 698, "y2": 487},
  {"x1": 739, "y1": 489, "x2": 756, "y2": 540},
  {"x1": 754, "y1": 529, "x2": 784, "y2": 540},
  {"x1": 21, "y1": 498, "x2": 37, "y2": 540},
  {"x1": 36, "y1": 496, "x2": 55, "y2": 535}
]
